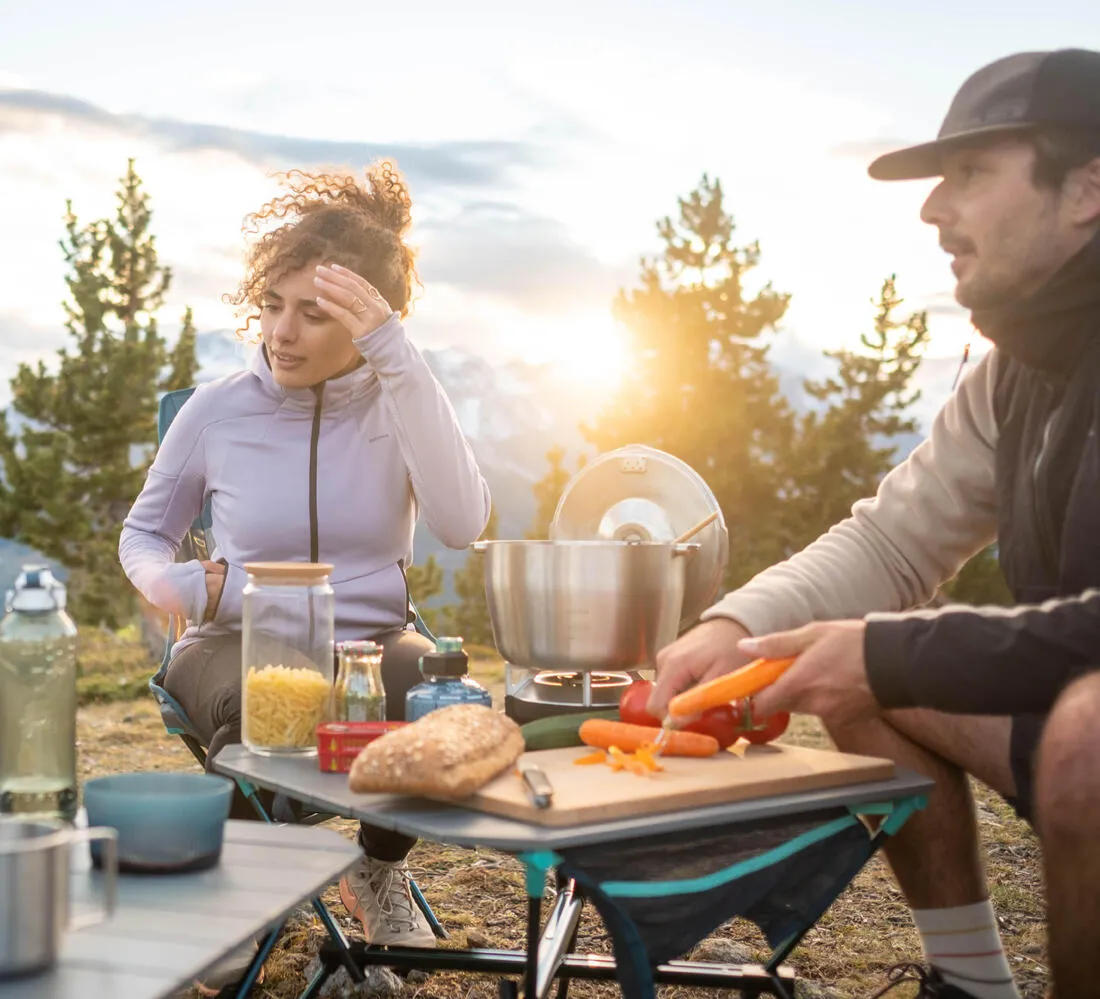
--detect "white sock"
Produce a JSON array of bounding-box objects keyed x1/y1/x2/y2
[{"x1": 912, "y1": 900, "x2": 1020, "y2": 999}]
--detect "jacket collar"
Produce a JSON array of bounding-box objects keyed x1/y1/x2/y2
[
  {"x1": 971, "y1": 231, "x2": 1100, "y2": 376},
  {"x1": 248, "y1": 344, "x2": 375, "y2": 413}
]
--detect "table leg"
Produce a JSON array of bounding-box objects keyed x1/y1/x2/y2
[
  {"x1": 312, "y1": 895, "x2": 365, "y2": 984},
  {"x1": 535, "y1": 880, "x2": 584, "y2": 999},
  {"x1": 410, "y1": 877, "x2": 449, "y2": 940},
  {"x1": 232, "y1": 921, "x2": 283, "y2": 999},
  {"x1": 524, "y1": 892, "x2": 542, "y2": 999},
  {"x1": 553, "y1": 919, "x2": 581, "y2": 999}
]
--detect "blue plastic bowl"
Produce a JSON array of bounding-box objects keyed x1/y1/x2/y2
[{"x1": 83, "y1": 772, "x2": 233, "y2": 874}]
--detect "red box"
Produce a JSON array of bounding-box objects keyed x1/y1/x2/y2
[{"x1": 316, "y1": 721, "x2": 407, "y2": 773}]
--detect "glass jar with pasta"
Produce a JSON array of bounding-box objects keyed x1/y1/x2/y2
[{"x1": 241, "y1": 562, "x2": 335, "y2": 756}]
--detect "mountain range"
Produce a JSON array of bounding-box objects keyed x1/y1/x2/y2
[{"x1": 0, "y1": 326, "x2": 968, "y2": 610}]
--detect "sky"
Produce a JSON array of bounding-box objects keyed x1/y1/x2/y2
[{"x1": 2, "y1": 0, "x2": 1099, "y2": 403}]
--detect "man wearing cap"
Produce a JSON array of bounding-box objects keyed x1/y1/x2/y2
[{"x1": 650, "y1": 49, "x2": 1100, "y2": 999}]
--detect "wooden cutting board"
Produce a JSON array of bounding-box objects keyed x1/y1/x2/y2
[{"x1": 457, "y1": 743, "x2": 895, "y2": 826}]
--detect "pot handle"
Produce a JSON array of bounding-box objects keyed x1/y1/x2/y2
[
  {"x1": 69, "y1": 827, "x2": 118, "y2": 931},
  {"x1": 673, "y1": 542, "x2": 701, "y2": 557}
]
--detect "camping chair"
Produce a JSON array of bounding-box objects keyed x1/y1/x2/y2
[{"x1": 147, "y1": 386, "x2": 446, "y2": 941}]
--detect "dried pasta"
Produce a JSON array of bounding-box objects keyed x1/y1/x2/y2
[{"x1": 244, "y1": 664, "x2": 332, "y2": 748}]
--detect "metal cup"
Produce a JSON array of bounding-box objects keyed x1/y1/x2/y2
[{"x1": 0, "y1": 818, "x2": 117, "y2": 978}]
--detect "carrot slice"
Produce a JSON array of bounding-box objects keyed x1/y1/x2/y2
[
  {"x1": 574, "y1": 749, "x2": 608, "y2": 766},
  {"x1": 579, "y1": 719, "x2": 719, "y2": 757},
  {"x1": 634, "y1": 745, "x2": 664, "y2": 772}
]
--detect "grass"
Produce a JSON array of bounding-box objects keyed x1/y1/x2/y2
[
  {"x1": 73, "y1": 636, "x2": 1050, "y2": 998},
  {"x1": 76, "y1": 624, "x2": 160, "y2": 705}
]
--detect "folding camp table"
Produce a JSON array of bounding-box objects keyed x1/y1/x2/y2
[
  {"x1": 0, "y1": 822, "x2": 359, "y2": 999},
  {"x1": 214, "y1": 745, "x2": 933, "y2": 999}
]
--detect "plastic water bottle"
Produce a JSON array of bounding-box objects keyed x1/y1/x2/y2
[
  {"x1": 0, "y1": 566, "x2": 79, "y2": 822},
  {"x1": 405, "y1": 637, "x2": 492, "y2": 722}
]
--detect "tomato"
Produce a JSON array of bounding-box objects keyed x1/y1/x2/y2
[
  {"x1": 619, "y1": 681, "x2": 789, "y2": 748},
  {"x1": 619, "y1": 680, "x2": 739, "y2": 750},
  {"x1": 732, "y1": 698, "x2": 791, "y2": 745},
  {"x1": 619, "y1": 679, "x2": 662, "y2": 728}
]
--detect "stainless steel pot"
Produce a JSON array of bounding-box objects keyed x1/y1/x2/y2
[
  {"x1": 473, "y1": 540, "x2": 698, "y2": 671},
  {"x1": 0, "y1": 819, "x2": 117, "y2": 979}
]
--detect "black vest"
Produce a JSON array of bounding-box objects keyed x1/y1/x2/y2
[{"x1": 993, "y1": 344, "x2": 1100, "y2": 603}]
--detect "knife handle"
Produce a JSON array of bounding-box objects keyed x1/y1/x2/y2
[
  {"x1": 668, "y1": 657, "x2": 796, "y2": 720},
  {"x1": 520, "y1": 766, "x2": 554, "y2": 809}
]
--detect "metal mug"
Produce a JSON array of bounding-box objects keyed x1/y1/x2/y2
[{"x1": 0, "y1": 818, "x2": 118, "y2": 979}]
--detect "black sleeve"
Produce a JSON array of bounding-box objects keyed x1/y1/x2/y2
[{"x1": 864, "y1": 588, "x2": 1100, "y2": 715}]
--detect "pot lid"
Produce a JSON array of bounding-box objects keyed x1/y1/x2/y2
[{"x1": 550, "y1": 445, "x2": 728, "y2": 629}]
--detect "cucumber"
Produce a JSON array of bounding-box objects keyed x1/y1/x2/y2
[{"x1": 521, "y1": 709, "x2": 620, "y2": 751}]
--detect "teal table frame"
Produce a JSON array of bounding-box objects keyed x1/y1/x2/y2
[{"x1": 213, "y1": 745, "x2": 932, "y2": 999}]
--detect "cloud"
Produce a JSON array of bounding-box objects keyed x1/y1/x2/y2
[
  {"x1": 828, "y1": 138, "x2": 918, "y2": 161},
  {"x1": 0, "y1": 313, "x2": 69, "y2": 407},
  {"x1": 417, "y1": 201, "x2": 634, "y2": 312},
  {"x1": 919, "y1": 290, "x2": 968, "y2": 319},
  {"x1": 0, "y1": 89, "x2": 544, "y2": 190}
]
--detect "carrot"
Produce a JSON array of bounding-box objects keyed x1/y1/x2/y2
[
  {"x1": 579, "y1": 719, "x2": 719, "y2": 757},
  {"x1": 667, "y1": 657, "x2": 797, "y2": 721}
]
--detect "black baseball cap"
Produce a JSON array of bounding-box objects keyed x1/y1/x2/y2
[{"x1": 869, "y1": 48, "x2": 1100, "y2": 181}]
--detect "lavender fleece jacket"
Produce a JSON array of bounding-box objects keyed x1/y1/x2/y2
[{"x1": 119, "y1": 315, "x2": 491, "y2": 656}]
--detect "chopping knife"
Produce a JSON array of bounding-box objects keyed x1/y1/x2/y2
[
  {"x1": 651, "y1": 656, "x2": 797, "y2": 757},
  {"x1": 518, "y1": 763, "x2": 554, "y2": 809}
]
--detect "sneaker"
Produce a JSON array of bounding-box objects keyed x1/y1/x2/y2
[
  {"x1": 869, "y1": 963, "x2": 980, "y2": 998},
  {"x1": 193, "y1": 939, "x2": 264, "y2": 997},
  {"x1": 339, "y1": 856, "x2": 436, "y2": 948}
]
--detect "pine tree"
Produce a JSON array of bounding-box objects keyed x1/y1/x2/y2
[
  {"x1": 782, "y1": 277, "x2": 929, "y2": 551},
  {"x1": 406, "y1": 554, "x2": 444, "y2": 633},
  {"x1": 0, "y1": 160, "x2": 197, "y2": 627},
  {"x1": 584, "y1": 176, "x2": 795, "y2": 586},
  {"x1": 439, "y1": 507, "x2": 498, "y2": 648},
  {"x1": 526, "y1": 445, "x2": 586, "y2": 539},
  {"x1": 939, "y1": 544, "x2": 1013, "y2": 606},
  {"x1": 163, "y1": 307, "x2": 199, "y2": 393}
]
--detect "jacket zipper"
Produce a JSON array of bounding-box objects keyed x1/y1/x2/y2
[
  {"x1": 309, "y1": 385, "x2": 323, "y2": 563},
  {"x1": 1030, "y1": 404, "x2": 1061, "y2": 580}
]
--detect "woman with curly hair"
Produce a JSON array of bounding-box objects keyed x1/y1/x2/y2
[{"x1": 119, "y1": 162, "x2": 490, "y2": 960}]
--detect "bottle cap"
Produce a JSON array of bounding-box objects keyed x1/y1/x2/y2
[
  {"x1": 6, "y1": 565, "x2": 66, "y2": 614},
  {"x1": 419, "y1": 637, "x2": 468, "y2": 678}
]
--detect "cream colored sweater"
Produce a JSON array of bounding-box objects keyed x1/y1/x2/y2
[{"x1": 702, "y1": 350, "x2": 1002, "y2": 634}]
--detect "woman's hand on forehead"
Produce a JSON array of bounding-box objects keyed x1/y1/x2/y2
[{"x1": 313, "y1": 262, "x2": 394, "y2": 338}]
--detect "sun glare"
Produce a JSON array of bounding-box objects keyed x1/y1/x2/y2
[{"x1": 540, "y1": 313, "x2": 634, "y2": 394}]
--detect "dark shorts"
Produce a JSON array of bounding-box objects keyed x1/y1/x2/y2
[{"x1": 1006, "y1": 712, "x2": 1047, "y2": 825}]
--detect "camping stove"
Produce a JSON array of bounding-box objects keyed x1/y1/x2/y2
[{"x1": 503, "y1": 664, "x2": 648, "y2": 724}]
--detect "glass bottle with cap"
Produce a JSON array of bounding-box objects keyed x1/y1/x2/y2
[
  {"x1": 0, "y1": 565, "x2": 79, "y2": 822},
  {"x1": 241, "y1": 562, "x2": 335, "y2": 756},
  {"x1": 404, "y1": 636, "x2": 492, "y2": 722},
  {"x1": 334, "y1": 640, "x2": 386, "y2": 722}
]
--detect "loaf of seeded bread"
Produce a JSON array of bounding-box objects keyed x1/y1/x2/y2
[{"x1": 347, "y1": 703, "x2": 526, "y2": 799}]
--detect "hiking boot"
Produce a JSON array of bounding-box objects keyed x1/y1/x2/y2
[
  {"x1": 869, "y1": 963, "x2": 980, "y2": 998},
  {"x1": 339, "y1": 856, "x2": 436, "y2": 948}
]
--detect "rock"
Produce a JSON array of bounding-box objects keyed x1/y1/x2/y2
[
  {"x1": 466, "y1": 929, "x2": 492, "y2": 948},
  {"x1": 282, "y1": 903, "x2": 316, "y2": 933},
  {"x1": 302, "y1": 959, "x2": 404, "y2": 998},
  {"x1": 690, "y1": 938, "x2": 755, "y2": 965}
]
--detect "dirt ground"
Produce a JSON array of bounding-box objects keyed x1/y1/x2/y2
[{"x1": 76, "y1": 695, "x2": 1049, "y2": 999}]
